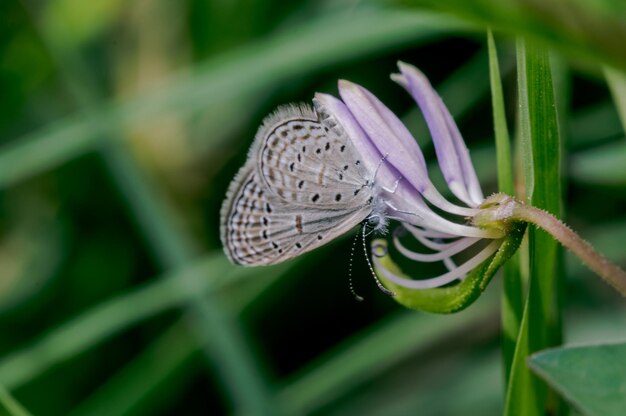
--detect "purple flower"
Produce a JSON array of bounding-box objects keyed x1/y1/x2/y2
[{"x1": 315, "y1": 62, "x2": 504, "y2": 289}]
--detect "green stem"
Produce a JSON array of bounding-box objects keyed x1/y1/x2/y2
[{"x1": 511, "y1": 204, "x2": 626, "y2": 297}]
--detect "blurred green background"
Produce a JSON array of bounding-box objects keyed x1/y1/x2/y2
[{"x1": 0, "y1": 0, "x2": 625, "y2": 415}]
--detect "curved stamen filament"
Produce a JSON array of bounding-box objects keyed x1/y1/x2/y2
[
  {"x1": 443, "y1": 257, "x2": 457, "y2": 272},
  {"x1": 420, "y1": 187, "x2": 480, "y2": 217},
  {"x1": 403, "y1": 223, "x2": 457, "y2": 239},
  {"x1": 374, "y1": 239, "x2": 502, "y2": 289},
  {"x1": 403, "y1": 224, "x2": 459, "y2": 251},
  {"x1": 393, "y1": 232, "x2": 480, "y2": 262}
]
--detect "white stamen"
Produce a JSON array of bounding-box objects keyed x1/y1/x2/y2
[
  {"x1": 373, "y1": 239, "x2": 502, "y2": 289},
  {"x1": 393, "y1": 232, "x2": 480, "y2": 262},
  {"x1": 404, "y1": 223, "x2": 456, "y2": 239},
  {"x1": 421, "y1": 187, "x2": 478, "y2": 217},
  {"x1": 443, "y1": 257, "x2": 457, "y2": 272}
]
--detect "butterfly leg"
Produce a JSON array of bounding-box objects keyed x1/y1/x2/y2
[
  {"x1": 371, "y1": 153, "x2": 389, "y2": 183},
  {"x1": 371, "y1": 152, "x2": 404, "y2": 194},
  {"x1": 382, "y1": 177, "x2": 402, "y2": 194},
  {"x1": 384, "y1": 200, "x2": 422, "y2": 221}
]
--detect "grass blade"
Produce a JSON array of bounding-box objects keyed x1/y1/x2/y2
[
  {"x1": 487, "y1": 31, "x2": 514, "y2": 196},
  {"x1": 604, "y1": 67, "x2": 626, "y2": 134},
  {"x1": 0, "y1": 387, "x2": 32, "y2": 416},
  {"x1": 487, "y1": 29, "x2": 522, "y2": 385},
  {"x1": 505, "y1": 38, "x2": 564, "y2": 415}
]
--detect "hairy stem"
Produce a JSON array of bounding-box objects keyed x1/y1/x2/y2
[{"x1": 511, "y1": 204, "x2": 626, "y2": 297}]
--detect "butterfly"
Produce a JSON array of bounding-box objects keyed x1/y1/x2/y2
[{"x1": 220, "y1": 100, "x2": 386, "y2": 266}]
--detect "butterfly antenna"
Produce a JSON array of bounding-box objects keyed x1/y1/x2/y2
[
  {"x1": 349, "y1": 230, "x2": 365, "y2": 302},
  {"x1": 362, "y1": 224, "x2": 395, "y2": 297},
  {"x1": 371, "y1": 152, "x2": 389, "y2": 183}
]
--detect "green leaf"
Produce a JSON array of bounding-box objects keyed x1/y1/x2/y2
[
  {"x1": 373, "y1": 222, "x2": 526, "y2": 314},
  {"x1": 42, "y1": 0, "x2": 126, "y2": 49},
  {"x1": 487, "y1": 30, "x2": 514, "y2": 196},
  {"x1": 604, "y1": 67, "x2": 626, "y2": 133},
  {"x1": 487, "y1": 29, "x2": 522, "y2": 382},
  {"x1": 505, "y1": 38, "x2": 564, "y2": 415},
  {"x1": 402, "y1": 0, "x2": 626, "y2": 71},
  {"x1": 528, "y1": 343, "x2": 626, "y2": 416}
]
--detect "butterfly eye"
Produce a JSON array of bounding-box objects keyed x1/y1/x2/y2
[{"x1": 367, "y1": 215, "x2": 380, "y2": 228}]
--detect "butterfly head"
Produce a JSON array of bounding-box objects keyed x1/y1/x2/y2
[{"x1": 365, "y1": 194, "x2": 389, "y2": 235}]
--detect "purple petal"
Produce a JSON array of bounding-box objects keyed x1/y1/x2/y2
[
  {"x1": 313, "y1": 93, "x2": 386, "y2": 181},
  {"x1": 392, "y1": 62, "x2": 484, "y2": 207},
  {"x1": 438, "y1": 93, "x2": 485, "y2": 205},
  {"x1": 338, "y1": 79, "x2": 429, "y2": 192},
  {"x1": 338, "y1": 79, "x2": 477, "y2": 217}
]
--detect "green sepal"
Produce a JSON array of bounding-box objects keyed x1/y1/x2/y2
[{"x1": 373, "y1": 221, "x2": 526, "y2": 314}]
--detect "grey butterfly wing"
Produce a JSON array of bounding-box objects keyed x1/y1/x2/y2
[
  {"x1": 220, "y1": 163, "x2": 371, "y2": 266},
  {"x1": 220, "y1": 103, "x2": 377, "y2": 266},
  {"x1": 254, "y1": 104, "x2": 374, "y2": 209}
]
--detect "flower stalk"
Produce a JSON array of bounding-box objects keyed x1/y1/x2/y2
[{"x1": 473, "y1": 193, "x2": 626, "y2": 297}]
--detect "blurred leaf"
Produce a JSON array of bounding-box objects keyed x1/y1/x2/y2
[
  {"x1": 275, "y1": 297, "x2": 498, "y2": 415},
  {"x1": 568, "y1": 221, "x2": 626, "y2": 276},
  {"x1": 0, "y1": 205, "x2": 63, "y2": 313},
  {"x1": 569, "y1": 101, "x2": 622, "y2": 149},
  {"x1": 41, "y1": 0, "x2": 126, "y2": 49},
  {"x1": 98, "y1": 141, "x2": 197, "y2": 269},
  {"x1": 0, "y1": 253, "x2": 288, "y2": 389},
  {"x1": 401, "y1": 0, "x2": 626, "y2": 71},
  {"x1": 604, "y1": 67, "x2": 626, "y2": 134},
  {"x1": 570, "y1": 142, "x2": 626, "y2": 186},
  {"x1": 33, "y1": 5, "x2": 284, "y2": 410},
  {"x1": 506, "y1": 39, "x2": 564, "y2": 415},
  {"x1": 68, "y1": 256, "x2": 297, "y2": 416},
  {"x1": 68, "y1": 320, "x2": 198, "y2": 416},
  {"x1": 323, "y1": 351, "x2": 503, "y2": 416},
  {"x1": 0, "y1": 9, "x2": 466, "y2": 189},
  {"x1": 0, "y1": 386, "x2": 31, "y2": 416},
  {"x1": 528, "y1": 343, "x2": 626, "y2": 416},
  {"x1": 0, "y1": 28, "x2": 54, "y2": 130}
]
